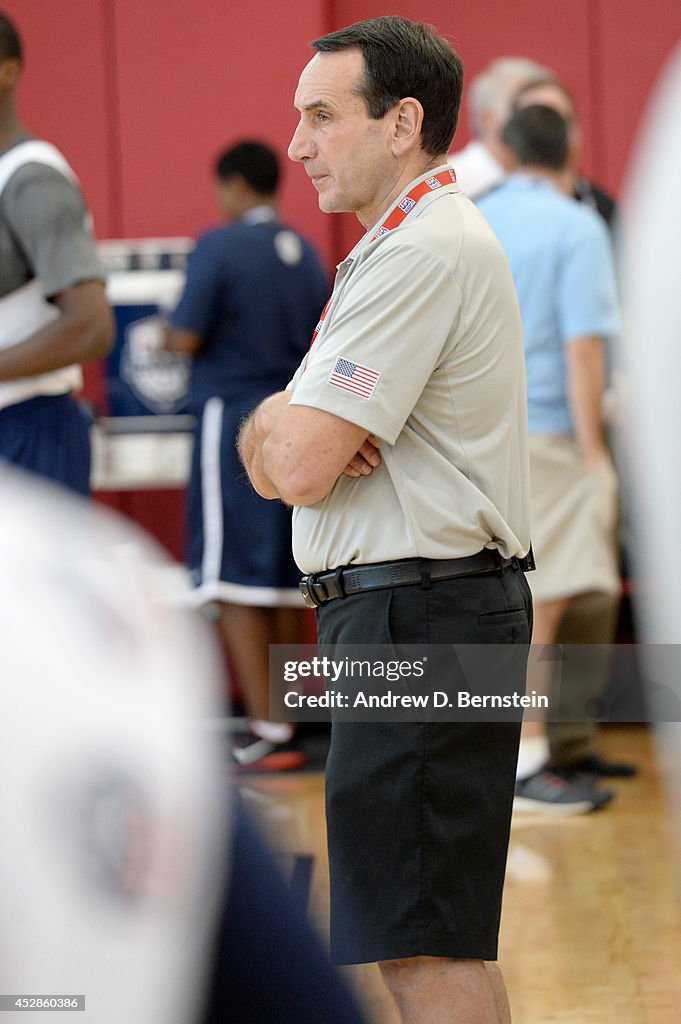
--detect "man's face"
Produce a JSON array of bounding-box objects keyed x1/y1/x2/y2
[{"x1": 288, "y1": 48, "x2": 397, "y2": 227}]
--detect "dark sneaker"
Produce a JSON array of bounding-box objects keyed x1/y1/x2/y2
[
  {"x1": 562, "y1": 753, "x2": 638, "y2": 778},
  {"x1": 514, "y1": 769, "x2": 614, "y2": 814},
  {"x1": 231, "y1": 731, "x2": 309, "y2": 773}
]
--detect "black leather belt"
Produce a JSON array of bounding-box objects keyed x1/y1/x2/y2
[{"x1": 299, "y1": 548, "x2": 516, "y2": 608}]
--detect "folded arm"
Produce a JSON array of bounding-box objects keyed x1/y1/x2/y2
[{"x1": 238, "y1": 392, "x2": 381, "y2": 506}]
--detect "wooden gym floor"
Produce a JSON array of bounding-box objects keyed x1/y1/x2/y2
[{"x1": 237, "y1": 725, "x2": 681, "y2": 1024}]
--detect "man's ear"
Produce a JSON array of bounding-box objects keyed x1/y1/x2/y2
[
  {"x1": 0, "y1": 57, "x2": 21, "y2": 91},
  {"x1": 479, "y1": 107, "x2": 500, "y2": 144},
  {"x1": 391, "y1": 97, "x2": 424, "y2": 156}
]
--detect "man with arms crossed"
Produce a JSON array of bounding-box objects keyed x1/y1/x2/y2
[{"x1": 239, "y1": 17, "x2": 532, "y2": 1024}]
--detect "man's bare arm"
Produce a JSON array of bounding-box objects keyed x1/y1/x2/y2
[
  {"x1": 0, "y1": 280, "x2": 113, "y2": 381},
  {"x1": 238, "y1": 393, "x2": 381, "y2": 505},
  {"x1": 566, "y1": 334, "x2": 608, "y2": 467},
  {"x1": 238, "y1": 392, "x2": 294, "y2": 499},
  {"x1": 160, "y1": 323, "x2": 202, "y2": 354}
]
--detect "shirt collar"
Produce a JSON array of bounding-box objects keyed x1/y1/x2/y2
[
  {"x1": 242, "y1": 205, "x2": 280, "y2": 225},
  {"x1": 344, "y1": 164, "x2": 460, "y2": 263},
  {"x1": 507, "y1": 171, "x2": 562, "y2": 195}
]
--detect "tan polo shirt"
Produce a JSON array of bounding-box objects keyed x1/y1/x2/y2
[{"x1": 287, "y1": 166, "x2": 531, "y2": 574}]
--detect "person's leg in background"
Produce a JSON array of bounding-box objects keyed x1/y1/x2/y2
[
  {"x1": 548, "y1": 591, "x2": 637, "y2": 776},
  {"x1": 514, "y1": 435, "x2": 625, "y2": 812},
  {"x1": 514, "y1": 593, "x2": 616, "y2": 813},
  {"x1": 219, "y1": 602, "x2": 308, "y2": 770},
  {"x1": 516, "y1": 595, "x2": 569, "y2": 780}
]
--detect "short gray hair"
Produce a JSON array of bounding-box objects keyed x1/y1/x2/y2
[{"x1": 467, "y1": 57, "x2": 553, "y2": 136}]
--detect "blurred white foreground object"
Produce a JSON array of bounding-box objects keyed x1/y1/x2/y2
[
  {"x1": 0, "y1": 468, "x2": 229, "y2": 1024},
  {"x1": 620, "y1": 43, "x2": 681, "y2": 838}
]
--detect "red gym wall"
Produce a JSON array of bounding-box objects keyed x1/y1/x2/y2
[
  {"x1": 8, "y1": 0, "x2": 681, "y2": 260},
  {"x1": 5, "y1": 0, "x2": 681, "y2": 558}
]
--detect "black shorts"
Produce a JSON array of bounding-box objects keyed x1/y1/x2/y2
[{"x1": 316, "y1": 562, "x2": 532, "y2": 965}]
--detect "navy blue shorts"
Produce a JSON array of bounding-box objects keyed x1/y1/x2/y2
[
  {"x1": 317, "y1": 563, "x2": 533, "y2": 965},
  {"x1": 187, "y1": 395, "x2": 302, "y2": 607},
  {"x1": 0, "y1": 393, "x2": 91, "y2": 497}
]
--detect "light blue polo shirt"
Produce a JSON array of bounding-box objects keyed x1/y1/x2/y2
[{"x1": 477, "y1": 174, "x2": 620, "y2": 434}]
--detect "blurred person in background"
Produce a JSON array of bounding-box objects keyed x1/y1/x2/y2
[
  {"x1": 455, "y1": 52, "x2": 636, "y2": 790},
  {"x1": 511, "y1": 75, "x2": 638, "y2": 782},
  {"x1": 478, "y1": 105, "x2": 621, "y2": 812},
  {"x1": 448, "y1": 56, "x2": 553, "y2": 199},
  {"x1": 513, "y1": 76, "x2": 617, "y2": 227},
  {"x1": 164, "y1": 140, "x2": 328, "y2": 771},
  {"x1": 0, "y1": 9, "x2": 113, "y2": 496}
]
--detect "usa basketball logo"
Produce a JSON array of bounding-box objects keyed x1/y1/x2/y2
[
  {"x1": 398, "y1": 197, "x2": 416, "y2": 213},
  {"x1": 375, "y1": 226, "x2": 389, "y2": 237},
  {"x1": 426, "y1": 176, "x2": 443, "y2": 189}
]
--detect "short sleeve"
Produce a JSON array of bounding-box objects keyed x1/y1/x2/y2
[
  {"x1": 4, "y1": 165, "x2": 104, "y2": 298},
  {"x1": 558, "y1": 210, "x2": 620, "y2": 343},
  {"x1": 289, "y1": 239, "x2": 459, "y2": 444},
  {"x1": 170, "y1": 234, "x2": 223, "y2": 338}
]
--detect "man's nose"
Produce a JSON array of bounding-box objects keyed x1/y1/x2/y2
[{"x1": 288, "y1": 121, "x2": 313, "y2": 162}]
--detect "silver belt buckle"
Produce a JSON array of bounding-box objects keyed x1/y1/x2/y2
[{"x1": 299, "y1": 576, "x2": 320, "y2": 608}]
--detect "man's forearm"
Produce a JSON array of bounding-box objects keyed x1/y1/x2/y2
[
  {"x1": 566, "y1": 335, "x2": 607, "y2": 466},
  {"x1": 0, "y1": 281, "x2": 112, "y2": 382},
  {"x1": 237, "y1": 391, "x2": 292, "y2": 499}
]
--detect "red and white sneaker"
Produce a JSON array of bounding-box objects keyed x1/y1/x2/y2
[{"x1": 230, "y1": 731, "x2": 309, "y2": 773}]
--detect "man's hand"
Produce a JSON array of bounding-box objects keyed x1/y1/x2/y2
[
  {"x1": 238, "y1": 392, "x2": 292, "y2": 499},
  {"x1": 160, "y1": 321, "x2": 202, "y2": 354},
  {"x1": 239, "y1": 394, "x2": 375, "y2": 507},
  {"x1": 342, "y1": 435, "x2": 382, "y2": 478}
]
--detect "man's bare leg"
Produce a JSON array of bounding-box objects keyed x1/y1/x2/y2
[
  {"x1": 379, "y1": 956, "x2": 508, "y2": 1024},
  {"x1": 272, "y1": 606, "x2": 306, "y2": 647},
  {"x1": 484, "y1": 961, "x2": 511, "y2": 1024},
  {"x1": 218, "y1": 603, "x2": 273, "y2": 720},
  {"x1": 219, "y1": 604, "x2": 306, "y2": 718}
]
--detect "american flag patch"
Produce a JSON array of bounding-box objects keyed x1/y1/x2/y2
[
  {"x1": 328, "y1": 357, "x2": 380, "y2": 399},
  {"x1": 425, "y1": 176, "x2": 443, "y2": 189}
]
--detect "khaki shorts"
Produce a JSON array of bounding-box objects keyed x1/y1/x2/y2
[{"x1": 528, "y1": 434, "x2": 620, "y2": 603}]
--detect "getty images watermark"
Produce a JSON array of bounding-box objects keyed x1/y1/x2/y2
[
  {"x1": 269, "y1": 644, "x2": 681, "y2": 723},
  {"x1": 280, "y1": 653, "x2": 546, "y2": 713}
]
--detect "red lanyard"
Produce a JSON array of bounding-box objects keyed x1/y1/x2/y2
[
  {"x1": 308, "y1": 168, "x2": 456, "y2": 351},
  {"x1": 309, "y1": 297, "x2": 333, "y2": 350},
  {"x1": 370, "y1": 167, "x2": 456, "y2": 240}
]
